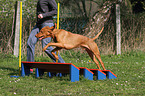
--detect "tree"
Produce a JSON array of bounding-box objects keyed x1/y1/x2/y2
[
  {"x1": 59, "y1": 0, "x2": 106, "y2": 18},
  {"x1": 130, "y1": 0, "x2": 145, "y2": 13}
]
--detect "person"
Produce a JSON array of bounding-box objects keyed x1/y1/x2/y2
[{"x1": 27, "y1": 0, "x2": 65, "y2": 72}]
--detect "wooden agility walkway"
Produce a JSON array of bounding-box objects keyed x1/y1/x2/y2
[{"x1": 21, "y1": 61, "x2": 117, "y2": 82}]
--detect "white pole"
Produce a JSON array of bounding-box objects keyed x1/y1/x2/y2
[
  {"x1": 14, "y1": 1, "x2": 20, "y2": 57},
  {"x1": 116, "y1": 2, "x2": 121, "y2": 55}
]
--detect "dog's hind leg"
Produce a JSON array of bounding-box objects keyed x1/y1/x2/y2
[
  {"x1": 85, "y1": 48, "x2": 101, "y2": 70},
  {"x1": 51, "y1": 47, "x2": 62, "y2": 60},
  {"x1": 88, "y1": 43, "x2": 106, "y2": 70},
  {"x1": 94, "y1": 53, "x2": 105, "y2": 70}
]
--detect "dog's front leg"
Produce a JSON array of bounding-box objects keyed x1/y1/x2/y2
[
  {"x1": 43, "y1": 43, "x2": 51, "y2": 52},
  {"x1": 43, "y1": 43, "x2": 64, "y2": 52}
]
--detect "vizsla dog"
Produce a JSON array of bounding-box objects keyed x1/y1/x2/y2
[{"x1": 35, "y1": 24, "x2": 105, "y2": 70}]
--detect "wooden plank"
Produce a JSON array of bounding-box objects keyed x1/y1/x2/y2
[
  {"x1": 89, "y1": 69, "x2": 106, "y2": 76},
  {"x1": 22, "y1": 62, "x2": 71, "y2": 73},
  {"x1": 21, "y1": 61, "x2": 80, "y2": 82},
  {"x1": 79, "y1": 67, "x2": 94, "y2": 75}
]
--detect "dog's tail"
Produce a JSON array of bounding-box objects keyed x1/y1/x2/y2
[{"x1": 92, "y1": 27, "x2": 104, "y2": 41}]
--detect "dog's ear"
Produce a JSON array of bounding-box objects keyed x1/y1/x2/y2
[
  {"x1": 45, "y1": 23, "x2": 56, "y2": 31},
  {"x1": 49, "y1": 23, "x2": 57, "y2": 31},
  {"x1": 45, "y1": 26, "x2": 50, "y2": 29},
  {"x1": 49, "y1": 26, "x2": 55, "y2": 31}
]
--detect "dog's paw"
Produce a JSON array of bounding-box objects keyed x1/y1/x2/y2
[{"x1": 55, "y1": 55, "x2": 59, "y2": 60}]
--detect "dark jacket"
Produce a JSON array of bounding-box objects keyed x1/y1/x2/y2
[{"x1": 37, "y1": 0, "x2": 57, "y2": 24}]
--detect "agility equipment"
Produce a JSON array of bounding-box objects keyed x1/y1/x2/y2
[
  {"x1": 56, "y1": 3, "x2": 60, "y2": 63},
  {"x1": 19, "y1": 1, "x2": 22, "y2": 76},
  {"x1": 11, "y1": 1, "x2": 22, "y2": 78},
  {"x1": 21, "y1": 61, "x2": 117, "y2": 82},
  {"x1": 21, "y1": 61, "x2": 80, "y2": 82}
]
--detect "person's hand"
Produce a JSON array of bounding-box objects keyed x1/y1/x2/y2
[{"x1": 38, "y1": 14, "x2": 43, "y2": 19}]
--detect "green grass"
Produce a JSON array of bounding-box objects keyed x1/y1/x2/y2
[{"x1": 0, "y1": 51, "x2": 145, "y2": 96}]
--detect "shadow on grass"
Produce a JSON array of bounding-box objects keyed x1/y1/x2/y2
[{"x1": 0, "y1": 66, "x2": 19, "y2": 76}]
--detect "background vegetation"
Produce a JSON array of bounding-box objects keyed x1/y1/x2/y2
[{"x1": 0, "y1": 0, "x2": 144, "y2": 55}]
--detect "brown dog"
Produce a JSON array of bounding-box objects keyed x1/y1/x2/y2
[{"x1": 35, "y1": 25, "x2": 105, "y2": 70}]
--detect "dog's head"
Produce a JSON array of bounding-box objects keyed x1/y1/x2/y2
[{"x1": 35, "y1": 23, "x2": 56, "y2": 40}]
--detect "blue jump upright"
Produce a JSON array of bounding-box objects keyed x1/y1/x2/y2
[
  {"x1": 102, "y1": 70, "x2": 117, "y2": 79},
  {"x1": 21, "y1": 62, "x2": 30, "y2": 77},
  {"x1": 89, "y1": 69, "x2": 106, "y2": 80},
  {"x1": 79, "y1": 67, "x2": 94, "y2": 80},
  {"x1": 70, "y1": 64, "x2": 79, "y2": 82}
]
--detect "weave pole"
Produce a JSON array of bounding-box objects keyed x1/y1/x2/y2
[
  {"x1": 19, "y1": 1, "x2": 22, "y2": 76},
  {"x1": 56, "y1": 3, "x2": 60, "y2": 63},
  {"x1": 57, "y1": 3, "x2": 60, "y2": 29}
]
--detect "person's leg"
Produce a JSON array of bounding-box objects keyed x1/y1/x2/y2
[
  {"x1": 41, "y1": 23, "x2": 65, "y2": 63},
  {"x1": 27, "y1": 25, "x2": 39, "y2": 62}
]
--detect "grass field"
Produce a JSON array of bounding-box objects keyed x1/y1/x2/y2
[{"x1": 0, "y1": 51, "x2": 145, "y2": 96}]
